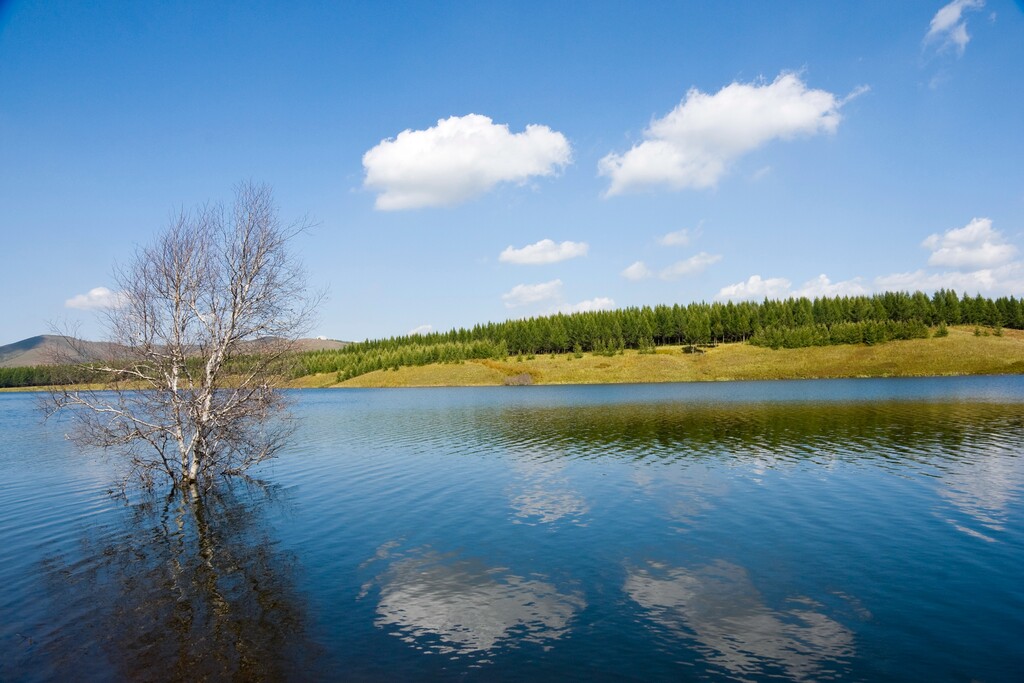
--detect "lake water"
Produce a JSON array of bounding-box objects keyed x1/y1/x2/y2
[{"x1": 2, "y1": 376, "x2": 1023, "y2": 681}]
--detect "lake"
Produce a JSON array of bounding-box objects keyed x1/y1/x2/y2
[{"x1": 2, "y1": 376, "x2": 1023, "y2": 681}]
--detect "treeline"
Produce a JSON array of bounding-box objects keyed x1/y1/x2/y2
[
  {"x1": 750, "y1": 319, "x2": 933, "y2": 349},
  {"x1": 0, "y1": 364, "x2": 104, "y2": 389},
  {"x1": 295, "y1": 290, "x2": 1023, "y2": 381},
  {"x1": 322, "y1": 340, "x2": 510, "y2": 382},
  {"x1": 4, "y1": 290, "x2": 1021, "y2": 388}
]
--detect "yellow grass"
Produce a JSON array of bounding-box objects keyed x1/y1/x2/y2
[
  {"x1": 0, "y1": 382, "x2": 111, "y2": 393},
  {"x1": 327, "y1": 326, "x2": 1024, "y2": 388}
]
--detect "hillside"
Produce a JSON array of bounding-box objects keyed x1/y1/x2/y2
[
  {"x1": 289, "y1": 327, "x2": 1024, "y2": 388},
  {"x1": 0, "y1": 335, "x2": 117, "y2": 368}
]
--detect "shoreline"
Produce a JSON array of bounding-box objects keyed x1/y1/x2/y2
[
  {"x1": 4, "y1": 327, "x2": 1022, "y2": 392},
  {"x1": 299, "y1": 326, "x2": 1024, "y2": 389}
]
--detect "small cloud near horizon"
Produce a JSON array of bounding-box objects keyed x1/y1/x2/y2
[
  {"x1": 716, "y1": 217, "x2": 1024, "y2": 300},
  {"x1": 716, "y1": 275, "x2": 793, "y2": 301},
  {"x1": 660, "y1": 252, "x2": 721, "y2": 280},
  {"x1": 65, "y1": 286, "x2": 124, "y2": 310},
  {"x1": 499, "y1": 239, "x2": 589, "y2": 265},
  {"x1": 502, "y1": 279, "x2": 563, "y2": 308},
  {"x1": 558, "y1": 297, "x2": 616, "y2": 314},
  {"x1": 622, "y1": 261, "x2": 654, "y2": 281},
  {"x1": 658, "y1": 228, "x2": 695, "y2": 247},
  {"x1": 922, "y1": 217, "x2": 1016, "y2": 270}
]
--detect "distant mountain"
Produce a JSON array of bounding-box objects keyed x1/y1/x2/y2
[
  {"x1": 0, "y1": 335, "x2": 115, "y2": 368},
  {"x1": 0, "y1": 335, "x2": 349, "y2": 368}
]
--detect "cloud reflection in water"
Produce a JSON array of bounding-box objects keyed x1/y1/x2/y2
[
  {"x1": 625, "y1": 559, "x2": 855, "y2": 681},
  {"x1": 361, "y1": 545, "x2": 585, "y2": 660},
  {"x1": 937, "y1": 449, "x2": 1022, "y2": 542},
  {"x1": 508, "y1": 454, "x2": 589, "y2": 526}
]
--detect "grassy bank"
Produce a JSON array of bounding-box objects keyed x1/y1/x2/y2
[{"x1": 287, "y1": 326, "x2": 1024, "y2": 388}]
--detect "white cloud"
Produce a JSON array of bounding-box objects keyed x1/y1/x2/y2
[
  {"x1": 65, "y1": 286, "x2": 124, "y2": 310},
  {"x1": 659, "y1": 252, "x2": 722, "y2": 280},
  {"x1": 362, "y1": 114, "x2": 571, "y2": 210},
  {"x1": 621, "y1": 261, "x2": 654, "y2": 281},
  {"x1": 926, "y1": 0, "x2": 985, "y2": 56},
  {"x1": 408, "y1": 324, "x2": 434, "y2": 336},
  {"x1": 502, "y1": 279, "x2": 563, "y2": 308},
  {"x1": 599, "y1": 73, "x2": 849, "y2": 195},
  {"x1": 559, "y1": 297, "x2": 616, "y2": 314},
  {"x1": 717, "y1": 273, "x2": 869, "y2": 301},
  {"x1": 715, "y1": 219, "x2": 1022, "y2": 301},
  {"x1": 792, "y1": 274, "x2": 870, "y2": 298},
  {"x1": 875, "y1": 263, "x2": 1024, "y2": 295},
  {"x1": 923, "y1": 217, "x2": 1017, "y2": 269},
  {"x1": 499, "y1": 239, "x2": 589, "y2": 265},
  {"x1": 751, "y1": 165, "x2": 772, "y2": 181},
  {"x1": 716, "y1": 275, "x2": 793, "y2": 301},
  {"x1": 658, "y1": 228, "x2": 694, "y2": 247}
]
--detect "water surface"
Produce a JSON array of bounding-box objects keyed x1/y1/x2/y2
[{"x1": 2, "y1": 376, "x2": 1023, "y2": 681}]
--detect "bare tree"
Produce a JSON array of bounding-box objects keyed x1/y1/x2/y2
[{"x1": 49, "y1": 182, "x2": 318, "y2": 490}]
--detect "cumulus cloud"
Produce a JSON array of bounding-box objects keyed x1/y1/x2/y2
[
  {"x1": 716, "y1": 275, "x2": 793, "y2": 301},
  {"x1": 499, "y1": 239, "x2": 589, "y2": 265},
  {"x1": 408, "y1": 324, "x2": 434, "y2": 336},
  {"x1": 658, "y1": 228, "x2": 694, "y2": 247},
  {"x1": 716, "y1": 218, "x2": 1022, "y2": 301},
  {"x1": 925, "y1": 0, "x2": 985, "y2": 56},
  {"x1": 363, "y1": 114, "x2": 571, "y2": 210},
  {"x1": 874, "y1": 263, "x2": 1024, "y2": 295},
  {"x1": 502, "y1": 279, "x2": 563, "y2": 308},
  {"x1": 922, "y1": 217, "x2": 1017, "y2": 270},
  {"x1": 660, "y1": 252, "x2": 722, "y2": 280},
  {"x1": 622, "y1": 261, "x2": 654, "y2": 281},
  {"x1": 65, "y1": 286, "x2": 124, "y2": 310},
  {"x1": 560, "y1": 297, "x2": 616, "y2": 314},
  {"x1": 599, "y1": 73, "x2": 851, "y2": 195},
  {"x1": 716, "y1": 273, "x2": 868, "y2": 301},
  {"x1": 501, "y1": 279, "x2": 614, "y2": 314},
  {"x1": 792, "y1": 274, "x2": 870, "y2": 298}
]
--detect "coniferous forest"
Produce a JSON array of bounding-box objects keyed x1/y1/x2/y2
[
  {"x1": 297, "y1": 289, "x2": 1023, "y2": 382},
  {"x1": 2, "y1": 289, "x2": 1021, "y2": 388}
]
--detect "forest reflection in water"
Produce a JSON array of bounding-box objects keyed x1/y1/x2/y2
[
  {"x1": 32, "y1": 481, "x2": 320, "y2": 682},
  {"x1": 478, "y1": 399, "x2": 1024, "y2": 538},
  {"x1": 475, "y1": 399, "x2": 1024, "y2": 467}
]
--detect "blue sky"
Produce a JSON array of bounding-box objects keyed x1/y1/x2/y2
[{"x1": 1, "y1": 1, "x2": 1022, "y2": 344}]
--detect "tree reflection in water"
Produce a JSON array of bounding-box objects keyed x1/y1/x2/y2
[{"x1": 38, "y1": 480, "x2": 320, "y2": 682}]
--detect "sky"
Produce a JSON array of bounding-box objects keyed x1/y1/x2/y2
[{"x1": 1, "y1": 0, "x2": 1023, "y2": 344}]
